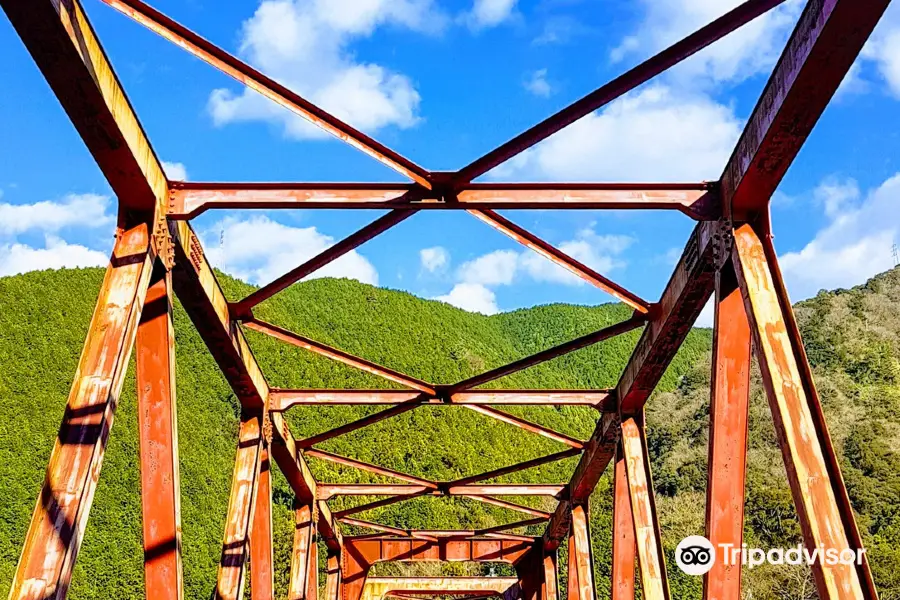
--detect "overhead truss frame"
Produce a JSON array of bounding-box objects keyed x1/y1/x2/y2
[{"x1": 0, "y1": 0, "x2": 890, "y2": 599}]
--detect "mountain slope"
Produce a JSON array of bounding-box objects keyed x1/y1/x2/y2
[{"x1": 0, "y1": 268, "x2": 707, "y2": 599}]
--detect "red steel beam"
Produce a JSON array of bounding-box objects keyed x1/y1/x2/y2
[
  {"x1": 567, "y1": 504, "x2": 596, "y2": 600},
  {"x1": 166, "y1": 182, "x2": 715, "y2": 218},
  {"x1": 449, "y1": 315, "x2": 646, "y2": 392},
  {"x1": 98, "y1": 0, "x2": 433, "y2": 187},
  {"x1": 297, "y1": 400, "x2": 425, "y2": 449},
  {"x1": 453, "y1": 0, "x2": 791, "y2": 183},
  {"x1": 704, "y1": 264, "x2": 751, "y2": 600},
  {"x1": 475, "y1": 518, "x2": 548, "y2": 536},
  {"x1": 270, "y1": 389, "x2": 612, "y2": 409},
  {"x1": 469, "y1": 209, "x2": 651, "y2": 312},
  {"x1": 338, "y1": 518, "x2": 439, "y2": 542},
  {"x1": 449, "y1": 449, "x2": 581, "y2": 488},
  {"x1": 305, "y1": 449, "x2": 439, "y2": 489},
  {"x1": 460, "y1": 496, "x2": 553, "y2": 520},
  {"x1": 216, "y1": 413, "x2": 264, "y2": 600},
  {"x1": 317, "y1": 485, "x2": 567, "y2": 500},
  {"x1": 720, "y1": 0, "x2": 891, "y2": 220},
  {"x1": 732, "y1": 224, "x2": 875, "y2": 599},
  {"x1": 136, "y1": 270, "x2": 184, "y2": 600},
  {"x1": 245, "y1": 319, "x2": 435, "y2": 394},
  {"x1": 250, "y1": 443, "x2": 274, "y2": 600},
  {"x1": 6, "y1": 224, "x2": 154, "y2": 600},
  {"x1": 621, "y1": 416, "x2": 668, "y2": 600},
  {"x1": 612, "y1": 444, "x2": 636, "y2": 600},
  {"x1": 0, "y1": 0, "x2": 168, "y2": 216},
  {"x1": 288, "y1": 503, "x2": 317, "y2": 600},
  {"x1": 463, "y1": 405, "x2": 585, "y2": 449},
  {"x1": 233, "y1": 209, "x2": 416, "y2": 315}
]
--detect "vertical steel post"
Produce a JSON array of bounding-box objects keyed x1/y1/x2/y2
[
  {"x1": 621, "y1": 415, "x2": 669, "y2": 600},
  {"x1": 612, "y1": 443, "x2": 636, "y2": 600},
  {"x1": 8, "y1": 223, "x2": 154, "y2": 600},
  {"x1": 567, "y1": 504, "x2": 596, "y2": 600},
  {"x1": 325, "y1": 551, "x2": 342, "y2": 600},
  {"x1": 732, "y1": 223, "x2": 874, "y2": 599},
  {"x1": 215, "y1": 413, "x2": 264, "y2": 600},
  {"x1": 704, "y1": 264, "x2": 751, "y2": 600},
  {"x1": 289, "y1": 502, "x2": 318, "y2": 600},
  {"x1": 250, "y1": 443, "x2": 274, "y2": 600},
  {"x1": 542, "y1": 550, "x2": 559, "y2": 600},
  {"x1": 136, "y1": 268, "x2": 183, "y2": 600}
]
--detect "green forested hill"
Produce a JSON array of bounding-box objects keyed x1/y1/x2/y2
[{"x1": 0, "y1": 267, "x2": 898, "y2": 599}]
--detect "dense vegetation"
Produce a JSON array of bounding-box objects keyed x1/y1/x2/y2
[{"x1": 0, "y1": 266, "x2": 898, "y2": 599}]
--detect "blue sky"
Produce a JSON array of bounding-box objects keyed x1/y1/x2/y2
[{"x1": 1, "y1": 0, "x2": 899, "y2": 323}]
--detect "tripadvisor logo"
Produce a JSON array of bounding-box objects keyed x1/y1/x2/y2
[
  {"x1": 675, "y1": 535, "x2": 867, "y2": 576},
  {"x1": 676, "y1": 536, "x2": 716, "y2": 575}
]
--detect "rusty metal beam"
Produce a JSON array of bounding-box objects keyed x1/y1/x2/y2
[
  {"x1": 317, "y1": 485, "x2": 567, "y2": 500},
  {"x1": 216, "y1": 413, "x2": 264, "y2": 600},
  {"x1": 449, "y1": 449, "x2": 581, "y2": 489},
  {"x1": 621, "y1": 416, "x2": 668, "y2": 600},
  {"x1": 288, "y1": 502, "x2": 317, "y2": 600},
  {"x1": 305, "y1": 449, "x2": 439, "y2": 489},
  {"x1": 250, "y1": 442, "x2": 274, "y2": 600},
  {"x1": 6, "y1": 224, "x2": 154, "y2": 600},
  {"x1": 97, "y1": 0, "x2": 432, "y2": 187},
  {"x1": 233, "y1": 210, "x2": 416, "y2": 316},
  {"x1": 453, "y1": 0, "x2": 791, "y2": 183},
  {"x1": 136, "y1": 269, "x2": 183, "y2": 600},
  {"x1": 334, "y1": 492, "x2": 432, "y2": 520},
  {"x1": 463, "y1": 405, "x2": 585, "y2": 449},
  {"x1": 469, "y1": 210, "x2": 651, "y2": 312},
  {"x1": 704, "y1": 264, "x2": 751, "y2": 600},
  {"x1": 721, "y1": 0, "x2": 890, "y2": 220},
  {"x1": 0, "y1": 0, "x2": 168, "y2": 216},
  {"x1": 298, "y1": 400, "x2": 425, "y2": 449},
  {"x1": 270, "y1": 389, "x2": 612, "y2": 409},
  {"x1": 344, "y1": 537, "x2": 535, "y2": 565},
  {"x1": 612, "y1": 443, "x2": 635, "y2": 600},
  {"x1": 339, "y1": 519, "x2": 440, "y2": 542},
  {"x1": 567, "y1": 504, "x2": 596, "y2": 600},
  {"x1": 732, "y1": 223, "x2": 875, "y2": 599},
  {"x1": 245, "y1": 319, "x2": 434, "y2": 394},
  {"x1": 460, "y1": 495, "x2": 553, "y2": 520},
  {"x1": 167, "y1": 182, "x2": 715, "y2": 219},
  {"x1": 449, "y1": 315, "x2": 646, "y2": 393}
]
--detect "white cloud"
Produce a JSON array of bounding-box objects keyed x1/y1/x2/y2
[
  {"x1": 162, "y1": 161, "x2": 188, "y2": 182},
  {"x1": 435, "y1": 282, "x2": 499, "y2": 315},
  {"x1": 813, "y1": 178, "x2": 860, "y2": 219},
  {"x1": 524, "y1": 69, "x2": 552, "y2": 97},
  {"x1": 0, "y1": 194, "x2": 111, "y2": 236},
  {"x1": 458, "y1": 249, "x2": 518, "y2": 285},
  {"x1": 520, "y1": 231, "x2": 634, "y2": 285},
  {"x1": 466, "y1": 0, "x2": 518, "y2": 30},
  {"x1": 420, "y1": 246, "x2": 449, "y2": 272},
  {"x1": 203, "y1": 215, "x2": 378, "y2": 286},
  {"x1": 779, "y1": 173, "x2": 900, "y2": 300},
  {"x1": 861, "y1": 7, "x2": 900, "y2": 98},
  {"x1": 611, "y1": 0, "x2": 803, "y2": 87},
  {"x1": 493, "y1": 85, "x2": 742, "y2": 181},
  {"x1": 208, "y1": 0, "x2": 440, "y2": 139},
  {"x1": 0, "y1": 236, "x2": 108, "y2": 277}
]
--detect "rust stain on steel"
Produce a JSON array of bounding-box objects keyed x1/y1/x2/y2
[
  {"x1": 289, "y1": 503, "x2": 316, "y2": 600},
  {"x1": 1, "y1": 0, "x2": 168, "y2": 215},
  {"x1": 463, "y1": 405, "x2": 585, "y2": 449},
  {"x1": 612, "y1": 445, "x2": 635, "y2": 600},
  {"x1": 469, "y1": 209, "x2": 651, "y2": 312},
  {"x1": 704, "y1": 266, "x2": 751, "y2": 600},
  {"x1": 732, "y1": 224, "x2": 867, "y2": 599},
  {"x1": 568, "y1": 504, "x2": 596, "y2": 600},
  {"x1": 8, "y1": 223, "x2": 153, "y2": 600},
  {"x1": 318, "y1": 484, "x2": 566, "y2": 500},
  {"x1": 136, "y1": 270, "x2": 184, "y2": 600},
  {"x1": 450, "y1": 315, "x2": 647, "y2": 393},
  {"x1": 305, "y1": 449, "x2": 439, "y2": 489},
  {"x1": 245, "y1": 319, "x2": 435, "y2": 394},
  {"x1": 235, "y1": 209, "x2": 416, "y2": 313},
  {"x1": 101, "y1": 0, "x2": 432, "y2": 188},
  {"x1": 721, "y1": 0, "x2": 890, "y2": 219},
  {"x1": 250, "y1": 444, "x2": 274, "y2": 600},
  {"x1": 621, "y1": 416, "x2": 669, "y2": 600},
  {"x1": 453, "y1": 0, "x2": 792, "y2": 183},
  {"x1": 216, "y1": 414, "x2": 263, "y2": 600}
]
